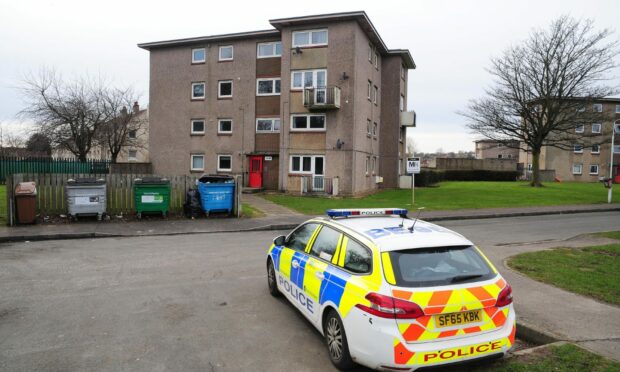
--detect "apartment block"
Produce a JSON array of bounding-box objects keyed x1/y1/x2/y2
[
  {"x1": 518, "y1": 98, "x2": 620, "y2": 182},
  {"x1": 474, "y1": 140, "x2": 519, "y2": 160},
  {"x1": 138, "y1": 11, "x2": 415, "y2": 195}
]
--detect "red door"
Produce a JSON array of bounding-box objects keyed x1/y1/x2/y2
[
  {"x1": 615, "y1": 165, "x2": 620, "y2": 184},
  {"x1": 249, "y1": 156, "x2": 263, "y2": 188}
]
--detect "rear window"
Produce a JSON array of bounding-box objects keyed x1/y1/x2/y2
[{"x1": 388, "y1": 246, "x2": 495, "y2": 287}]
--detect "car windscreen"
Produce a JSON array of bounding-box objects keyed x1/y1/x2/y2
[{"x1": 388, "y1": 246, "x2": 495, "y2": 287}]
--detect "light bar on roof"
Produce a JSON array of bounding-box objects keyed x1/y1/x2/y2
[{"x1": 326, "y1": 208, "x2": 408, "y2": 218}]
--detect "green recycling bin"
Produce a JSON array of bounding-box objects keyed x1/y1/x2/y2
[{"x1": 134, "y1": 177, "x2": 170, "y2": 219}]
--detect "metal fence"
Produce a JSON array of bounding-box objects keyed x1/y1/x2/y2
[
  {"x1": 0, "y1": 156, "x2": 111, "y2": 183},
  {"x1": 300, "y1": 176, "x2": 333, "y2": 195}
]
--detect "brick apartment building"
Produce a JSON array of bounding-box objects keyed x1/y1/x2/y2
[
  {"x1": 138, "y1": 11, "x2": 415, "y2": 195},
  {"x1": 519, "y1": 98, "x2": 620, "y2": 182},
  {"x1": 474, "y1": 139, "x2": 519, "y2": 160}
]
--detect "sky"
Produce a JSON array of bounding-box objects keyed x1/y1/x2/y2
[{"x1": 1, "y1": 0, "x2": 619, "y2": 152}]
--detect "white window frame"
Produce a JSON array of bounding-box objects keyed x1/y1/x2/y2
[
  {"x1": 368, "y1": 44, "x2": 373, "y2": 62},
  {"x1": 217, "y1": 119, "x2": 233, "y2": 134},
  {"x1": 373, "y1": 122, "x2": 377, "y2": 137},
  {"x1": 367, "y1": 81, "x2": 372, "y2": 100},
  {"x1": 366, "y1": 119, "x2": 371, "y2": 135},
  {"x1": 371, "y1": 156, "x2": 377, "y2": 174},
  {"x1": 401, "y1": 65, "x2": 406, "y2": 80},
  {"x1": 373, "y1": 52, "x2": 378, "y2": 69},
  {"x1": 589, "y1": 164, "x2": 599, "y2": 175},
  {"x1": 290, "y1": 114, "x2": 326, "y2": 131},
  {"x1": 572, "y1": 163, "x2": 582, "y2": 175},
  {"x1": 191, "y1": 82, "x2": 205, "y2": 100},
  {"x1": 593, "y1": 103, "x2": 602, "y2": 112},
  {"x1": 257, "y1": 41, "x2": 282, "y2": 58},
  {"x1": 217, "y1": 155, "x2": 232, "y2": 172},
  {"x1": 256, "y1": 78, "x2": 281, "y2": 96},
  {"x1": 591, "y1": 123, "x2": 602, "y2": 134},
  {"x1": 192, "y1": 48, "x2": 206, "y2": 64},
  {"x1": 128, "y1": 150, "x2": 137, "y2": 162},
  {"x1": 573, "y1": 144, "x2": 583, "y2": 153},
  {"x1": 616, "y1": 122, "x2": 620, "y2": 134},
  {"x1": 616, "y1": 105, "x2": 620, "y2": 114},
  {"x1": 373, "y1": 85, "x2": 378, "y2": 104},
  {"x1": 365, "y1": 156, "x2": 370, "y2": 175},
  {"x1": 291, "y1": 69, "x2": 326, "y2": 90},
  {"x1": 191, "y1": 154, "x2": 205, "y2": 171},
  {"x1": 292, "y1": 29, "x2": 328, "y2": 48},
  {"x1": 256, "y1": 118, "x2": 281, "y2": 133},
  {"x1": 218, "y1": 80, "x2": 233, "y2": 98},
  {"x1": 592, "y1": 144, "x2": 600, "y2": 154},
  {"x1": 575, "y1": 124, "x2": 584, "y2": 133},
  {"x1": 289, "y1": 155, "x2": 325, "y2": 175},
  {"x1": 191, "y1": 119, "x2": 205, "y2": 135},
  {"x1": 128, "y1": 130, "x2": 137, "y2": 139},
  {"x1": 218, "y1": 45, "x2": 233, "y2": 61},
  {"x1": 400, "y1": 95, "x2": 405, "y2": 112}
]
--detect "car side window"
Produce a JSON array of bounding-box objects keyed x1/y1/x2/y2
[
  {"x1": 309, "y1": 226, "x2": 341, "y2": 262},
  {"x1": 343, "y1": 238, "x2": 372, "y2": 274},
  {"x1": 287, "y1": 223, "x2": 319, "y2": 252}
]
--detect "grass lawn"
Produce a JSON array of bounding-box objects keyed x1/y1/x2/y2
[
  {"x1": 595, "y1": 231, "x2": 620, "y2": 240},
  {"x1": 241, "y1": 203, "x2": 265, "y2": 218},
  {"x1": 0, "y1": 185, "x2": 6, "y2": 223},
  {"x1": 480, "y1": 343, "x2": 620, "y2": 371},
  {"x1": 508, "y1": 243, "x2": 620, "y2": 305},
  {"x1": 263, "y1": 181, "x2": 613, "y2": 215}
]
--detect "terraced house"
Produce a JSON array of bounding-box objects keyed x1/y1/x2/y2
[{"x1": 138, "y1": 11, "x2": 416, "y2": 195}]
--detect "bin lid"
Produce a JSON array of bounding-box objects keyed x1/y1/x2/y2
[
  {"x1": 199, "y1": 174, "x2": 235, "y2": 183},
  {"x1": 135, "y1": 177, "x2": 170, "y2": 184},
  {"x1": 15, "y1": 182, "x2": 37, "y2": 195},
  {"x1": 67, "y1": 178, "x2": 105, "y2": 185}
]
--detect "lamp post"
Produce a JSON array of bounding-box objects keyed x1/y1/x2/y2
[{"x1": 609, "y1": 123, "x2": 616, "y2": 204}]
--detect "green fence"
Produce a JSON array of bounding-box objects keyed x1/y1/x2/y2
[{"x1": 0, "y1": 156, "x2": 111, "y2": 183}]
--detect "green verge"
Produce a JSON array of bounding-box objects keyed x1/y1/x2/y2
[
  {"x1": 263, "y1": 181, "x2": 612, "y2": 215},
  {"x1": 241, "y1": 203, "x2": 265, "y2": 218},
  {"x1": 594, "y1": 231, "x2": 620, "y2": 240},
  {"x1": 0, "y1": 185, "x2": 6, "y2": 223},
  {"x1": 508, "y1": 244, "x2": 620, "y2": 305},
  {"x1": 481, "y1": 343, "x2": 620, "y2": 372}
]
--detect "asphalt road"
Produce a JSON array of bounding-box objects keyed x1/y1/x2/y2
[{"x1": 0, "y1": 212, "x2": 618, "y2": 371}]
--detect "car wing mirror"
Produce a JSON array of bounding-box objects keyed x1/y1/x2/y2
[{"x1": 273, "y1": 235, "x2": 286, "y2": 246}]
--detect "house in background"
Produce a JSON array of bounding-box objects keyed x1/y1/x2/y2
[
  {"x1": 519, "y1": 98, "x2": 620, "y2": 182},
  {"x1": 138, "y1": 11, "x2": 416, "y2": 195},
  {"x1": 475, "y1": 139, "x2": 519, "y2": 160}
]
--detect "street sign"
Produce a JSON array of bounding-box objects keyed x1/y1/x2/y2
[{"x1": 407, "y1": 157, "x2": 420, "y2": 174}]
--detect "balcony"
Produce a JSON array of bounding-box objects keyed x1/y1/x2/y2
[
  {"x1": 400, "y1": 110, "x2": 417, "y2": 127},
  {"x1": 303, "y1": 86, "x2": 341, "y2": 111}
]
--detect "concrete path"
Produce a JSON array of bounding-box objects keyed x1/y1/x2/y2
[{"x1": 242, "y1": 194, "x2": 301, "y2": 216}]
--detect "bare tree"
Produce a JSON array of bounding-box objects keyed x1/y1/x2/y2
[
  {"x1": 98, "y1": 88, "x2": 146, "y2": 163},
  {"x1": 19, "y1": 69, "x2": 110, "y2": 161},
  {"x1": 406, "y1": 137, "x2": 418, "y2": 156},
  {"x1": 461, "y1": 16, "x2": 618, "y2": 186},
  {"x1": 26, "y1": 132, "x2": 52, "y2": 156}
]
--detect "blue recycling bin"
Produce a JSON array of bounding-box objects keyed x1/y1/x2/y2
[{"x1": 197, "y1": 175, "x2": 235, "y2": 215}]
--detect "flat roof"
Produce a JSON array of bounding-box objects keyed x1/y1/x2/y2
[{"x1": 138, "y1": 29, "x2": 280, "y2": 50}]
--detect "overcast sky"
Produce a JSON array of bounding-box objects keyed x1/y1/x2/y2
[{"x1": 1, "y1": 0, "x2": 618, "y2": 152}]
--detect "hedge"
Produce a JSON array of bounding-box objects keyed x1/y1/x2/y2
[{"x1": 415, "y1": 170, "x2": 520, "y2": 186}]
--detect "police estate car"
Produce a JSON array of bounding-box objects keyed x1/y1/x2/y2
[{"x1": 266, "y1": 208, "x2": 515, "y2": 371}]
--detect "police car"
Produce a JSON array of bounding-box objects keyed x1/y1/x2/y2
[{"x1": 266, "y1": 208, "x2": 515, "y2": 371}]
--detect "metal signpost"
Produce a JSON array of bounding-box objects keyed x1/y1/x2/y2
[{"x1": 406, "y1": 157, "x2": 421, "y2": 206}]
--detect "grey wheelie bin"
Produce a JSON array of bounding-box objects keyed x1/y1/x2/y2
[{"x1": 66, "y1": 178, "x2": 107, "y2": 221}]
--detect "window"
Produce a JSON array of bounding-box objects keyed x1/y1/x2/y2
[
  {"x1": 573, "y1": 144, "x2": 583, "y2": 153},
  {"x1": 291, "y1": 69, "x2": 326, "y2": 90},
  {"x1": 577, "y1": 105, "x2": 585, "y2": 113},
  {"x1": 191, "y1": 119, "x2": 205, "y2": 134},
  {"x1": 287, "y1": 223, "x2": 319, "y2": 251},
  {"x1": 309, "y1": 226, "x2": 341, "y2": 262},
  {"x1": 589, "y1": 164, "x2": 599, "y2": 175},
  {"x1": 192, "y1": 48, "x2": 206, "y2": 63},
  {"x1": 191, "y1": 154, "x2": 204, "y2": 171},
  {"x1": 218, "y1": 119, "x2": 232, "y2": 134},
  {"x1": 289, "y1": 155, "x2": 324, "y2": 174},
  {"x1": 575, "y1": 124, "x2": 584, "y2": 133},
  {"x1": 498, "y1": 154, "x2": 503, "y2": 159},
  {"x1": 257, "y1": 41, "x2": 282, "y2": 58},
  {"x1": 592, "y1": 144, "x2": 600, "y2": 154},
  {"x1": 371, "y1": 156, "x2": 376, "y2": 174},
  {"x1": 592, "y1": 123, "x2": 602, "y2": 134},
  {"x1": 572, "y1": 163, "x2": 582, "y2": 175},
  {"x1": 616, "y1": 105, "x2": 620, "y2": 114},
  {"x1": 367, "y1": 81, "x2": 372, "y2": 100},
  {"x1": 219, "y1": 45, "x2": 233, "y2": 61},
  {"x1": 373, "y1": 122, "x2": 377, "y2": 137},
  {"x1": 401, "y1": 65, "x2": 406, "y2": 80},
  {"x1": 128, "y1": 150, "x2": 137, "y2": 161},
  {"x1": 290, "y1": 114, "x2": 325, "y2": 131},
  {"x1": 366, "y1": 119, "x2": 372, "y2": 136},
  {"x1": 400, "y1": 95, "x2": 405, "y2": 111},
  {"x1": 191, "y1": 82, "x2": 205, "y2": 100},
  {"x1": 365, "y1": 156, "x2": 370, "y2": 175},
  {"x1": 615, "y1": 122, "x2": 620, "y2": 134},
  {"x1": 527, "y1": 163, "x2": 533, "y2": 171},
  {"x1": 218, "y1": 80, "x2": 233, "y2": 98},
  {"x1": 368, "y1": 44, "x2": 373, "y2": 62},
  {"x1": 256, "y1": 118, "x2": 281, "y2": 133},
  {"x1": 373, "y1": 52, "x2": 378, "y2": 69},
  {"x1": 217, "y1": 155, "x2": 232, "y2": 171},
  {"x1": 593, "y1": 103, "x2": 602, "y2": 112},
  {"x1": 292, "y1": 29, "x2": 328, "y2": 47},
  {"x1": 399, "y1": 127, "x2": 404, "y2": 142},
  {"x1": 256, "y1": 78, "x2": 281, "y2": 95},
  {"x1": 342, "y1": 239, "x2": 372, "y2": 274},
  {"x1": 128, "y1": 130, "x2": 137, "y2": 139},
  {"x1": 373, "y1": 85, "x2": 378, "y2": 104}
]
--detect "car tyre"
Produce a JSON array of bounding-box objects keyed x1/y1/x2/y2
[
  {"x1": 267, "y1": 259, "x2": 280, "y2": 297},
  {"x1": 324, "y1": 310, "x2": 355, "y2": 370}
]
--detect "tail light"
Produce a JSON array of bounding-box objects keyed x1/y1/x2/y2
[
  {"x1": 496, "y1": 283, "x2": 513, "y2": 307},
  {"x1": 355, "y1": 293, "x2": 424, "y2": 319}
]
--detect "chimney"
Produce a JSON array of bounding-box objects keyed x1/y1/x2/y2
[
  {"x1": 120, "y1": 106, "x2": 128, "y2": 116},
  {"x1": 133, "y1": 101, "x2": 140, "y2": 114}
]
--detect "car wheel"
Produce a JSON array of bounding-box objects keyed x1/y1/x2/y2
[
  {"x1": 267, "y1": 259, "x2": 280, "y2": 297},
  {"x1": 324, "y1": 310, "x2": 355, "y2": 370}
]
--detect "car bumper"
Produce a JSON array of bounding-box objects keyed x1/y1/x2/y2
[{"x1": 344, "y1": 305, "x2": 516, "y2": 371}]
